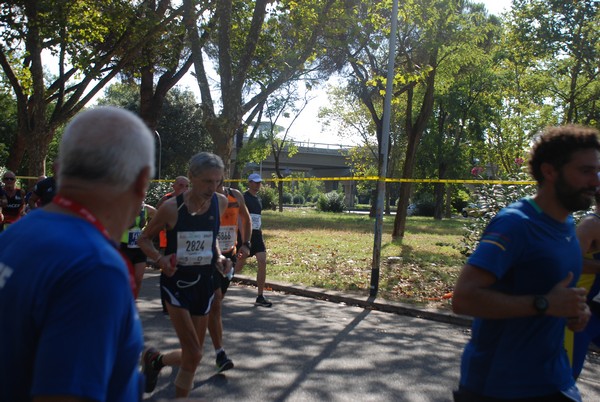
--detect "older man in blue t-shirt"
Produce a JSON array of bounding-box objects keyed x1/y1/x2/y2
[{"x1": 0, "y1": 107, "x2": 155, "y2": 402}]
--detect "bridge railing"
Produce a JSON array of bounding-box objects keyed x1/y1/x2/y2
[{"x1": 291, "y1": 140, "x2": 353, "y2": 151}]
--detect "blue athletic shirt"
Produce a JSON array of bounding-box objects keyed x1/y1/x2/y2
[
  {"x1": 0, "y1": 209, "x2": 143, "y2": 402},
  {"x1": 460, "y1": 198, "x2": 579, "y2": 399}
]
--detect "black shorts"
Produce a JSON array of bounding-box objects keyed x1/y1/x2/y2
[
  {"x1": 160, "y1": 266, "x2": 214, "y2": 316},
  {"x1": 249, "y1": 230, "x2": 266, "y2": 256},
  {"x1": 213, "y1": 251, "x2": 237, "y2": 294},
  {"x1": 120, "y1": 243, "x2": 147, "y2": 265}
]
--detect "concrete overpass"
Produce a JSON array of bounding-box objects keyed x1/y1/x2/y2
[{"x1": 239, "y1": 141, "x2": 358, "y2": 206}]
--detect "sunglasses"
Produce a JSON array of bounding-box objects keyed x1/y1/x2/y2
[{"x1": 2, "y1": 177, "x2": 15, "y2": 182}]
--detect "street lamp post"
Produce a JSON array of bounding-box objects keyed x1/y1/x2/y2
[
  {"x1": 154, "y1": 130, "x2": 162, "y2": 180},
  {"x1": 370, "y1": 0, "x2": 398, "y2": 297}
]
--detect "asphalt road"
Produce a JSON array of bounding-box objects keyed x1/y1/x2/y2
[{"x1": 137, "y1": 270, "x2": 600, "y2": 401}]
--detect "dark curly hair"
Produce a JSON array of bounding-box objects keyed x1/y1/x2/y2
[{"x1": 529, "y1": 125, "x2": 600, "y2": 184}]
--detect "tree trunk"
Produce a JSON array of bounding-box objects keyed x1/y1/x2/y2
[
  {"x1": 277, "y1": 180, "x2": 284, "y2": 213},
  {"x1": 433, "y1": 182, "x2": 444, "y2": 220},
  {"x1": 205, "y1": 115, "x2": 238, "y2": 176},
  {"x1": 444, "y1": 185, "x2": 453, "y2": 218},
  {"x1": 27, "y1": 126, "x2": 55, "y2": 182},
  {"x1": 369, "y1": 189, "x2": 377, "y2": 218},
  {"x1": 6, "y1": 125, "x2": 27, "y2": 172},
  {"x1": 392, "y1": 60, "x2": 437, "y2": 240},
  {"x1": 433, "y1": 162, "x2": 447, "y2": 220},
  {"x1": 385, "y1": 188, "x2": 391, "y2": 215}
]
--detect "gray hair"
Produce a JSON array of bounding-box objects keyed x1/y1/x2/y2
[
  {"x1": 188, "y1": 152, "x2": 224, "y2": 178},
  {"x1": 58, "y1": 106, "x2": 155, "y2": 191}
]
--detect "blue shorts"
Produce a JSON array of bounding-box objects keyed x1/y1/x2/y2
[{"x1": 160, "y1": 266, "x2": 214, "y2": 316}]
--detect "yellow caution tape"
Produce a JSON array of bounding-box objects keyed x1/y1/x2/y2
[
  {"x1": 221, "y1": 176, "x2": 536, "y2": 185},
  {"x1": 13, "y1": 176, "x2": 535, "y2": 186}
]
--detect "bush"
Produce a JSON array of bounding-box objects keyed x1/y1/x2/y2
[
  {"x1": 146, "y1": 180, "x2": 172, "y2": 206},
  {"x1": 317, "y1": 191, "x2": 346, "y2": 213},
  {"x1": 409, "y1": 193, "x2": 435, "y2": 217},
  {"x1": 415, "y1": 199, "x2": 435, "y2": 217},
  {"x1": 292, "y1": 194, "x2": 305, "y2": 205},
  {"x1": 457, "y1": 171, "x2": 536, "y2": 256},
  {"x1": 282, "y1": 192, "x2": 293, "y2": 204},
  {"x1": 451, "y1": 188, "x2": 470, "y2": 213},
  {"x1": 259, "y1": 186, "x2": 278, "y2": 210}
]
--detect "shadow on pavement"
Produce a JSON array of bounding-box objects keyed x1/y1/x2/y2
[{"x1": 137, "y1": 270, "x2": 600, "y2": 402}]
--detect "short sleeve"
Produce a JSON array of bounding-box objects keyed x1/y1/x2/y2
[{"x1": 467, "y1": 212, "x2": 527, "y2": 280}]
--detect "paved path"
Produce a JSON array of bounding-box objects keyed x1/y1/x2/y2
[{"x1": 138, "y1": 270, "x2": 600, "y2": 401}]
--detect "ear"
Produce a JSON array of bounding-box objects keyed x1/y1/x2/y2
[
  {"x1": 133, "y1": 166, "x2": 151, "y2": 198},
  {"x1": 540, "y1": 162, "x2": 558, "y2": 183}
]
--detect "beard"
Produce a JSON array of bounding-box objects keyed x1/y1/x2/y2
[{"x1": 555, "y1": 172, "x2": 595, "y2": 212}]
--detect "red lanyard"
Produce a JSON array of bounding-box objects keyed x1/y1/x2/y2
[{"x1": 53, "y1": 194, "x2": 137, "y2": 297}]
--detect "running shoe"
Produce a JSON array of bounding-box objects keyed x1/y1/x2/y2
[
  {"x1": 142, "y1": 347, "x2": 162, "y2": 393},
  {"x1": 254, "y1": 295, "x2": 272, "y2": 307},
  {"x1": 216, "y1": 351, "x2": 234, "y2": 373}
]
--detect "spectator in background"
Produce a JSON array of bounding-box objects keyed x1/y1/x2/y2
[
  {"x1": 25, "y1": 175, "x2": 46, "y2": 213},
  {"x1": 0, "y1": 171, "x2": 25, "y2": 231},
  {"x1": 208, "y1": 182, "x2": 252, "y2": 372},
  {"x1": 121, "y1": 202, "x2": 156, "y2": 298},
  {"x1": 28, "y1": 164, "x2": 58, "y2": 209},
  {"x1": 157, "y1": 175, "x2": 190, "y2": 251},
  {"x1": 236, "y1": 173, "x2": 273, "y2": 307}
]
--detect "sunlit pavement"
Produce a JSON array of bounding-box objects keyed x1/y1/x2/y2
[{"x1": 138, "y1": 269, "x2": 600, "y2": 402}]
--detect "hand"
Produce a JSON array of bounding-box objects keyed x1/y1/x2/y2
[
  {"x1": 216, "y1": 255, "x2": 232, "y2": 277},
  {"x1": 236, "y1": 244, "x2": 250, "y2": 260},
  {"x1": 159, "y1": 254, "x2": 177, "y2": 277},
  {"x1": 546, "y1": 272, "x2": 588, "y2": 318},
  {"x1": 567, "y1": 303, "x2": 591, "y2": 332}
]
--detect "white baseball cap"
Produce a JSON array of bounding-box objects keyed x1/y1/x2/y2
[{"x1": 248, "y1": 173, "x2": 262, "y2": 182}]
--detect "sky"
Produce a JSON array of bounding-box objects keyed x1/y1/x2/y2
[
  {"x1": 140, "y1": 0, "x2": 513, "y2": 146},
  {"x1": 277, "y1": 0, "x2": 514, "y2": 146}
]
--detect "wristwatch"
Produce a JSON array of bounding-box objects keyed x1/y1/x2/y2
[
  {"x1": 533, "y1": 295, "x2": 549, "y2": 315},
  {"x1": 242, "y1": 241, "x2": 251, "y2": 249}
]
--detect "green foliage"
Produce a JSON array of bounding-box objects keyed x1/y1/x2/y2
[
  {"x1": 412, "y1": 192, "x2": 435, "y2": 217},
  {"x1": 345, "y1": 145, "x2": 378, "y2": 202},
  {"x1": 457, "y1": 171, "x2": 536, "y2": 256},
  {"x1": 258, "y1": 185, "x2": 278, "y2": 211},
  {"x1": 294, "y1": 177, "x2": 324, "y2": 201},
  {"x1": 451, "y1": 188, "x2": 470, "y2": 213},
  {"x1": 0, "y1": 89, "x2": 16, "y2": 167},
  {"x1": 281, "y1": 173, "x2": 324, "y2": 203},
  {"x1": 317, "y1": 191, "x2": 346, "y2": 213},
  {"x1": 282, "y1": 192, "x2": 293, "y2": 204},
  {"x1": 236, "y1": 136, "x2": 270, "y2": 167},
  {"x1": 292, "y1": 194, "x2": 305, "y2": 205},
  {"x1": 97, "y1": 82, "x2": 211, "y2": 178},
  {"x1": 508, "y1": 0, "x2": 599, "y2": 124},
  {"x1": 145, "y1": 181, "x2": 172, "y2": 208}
]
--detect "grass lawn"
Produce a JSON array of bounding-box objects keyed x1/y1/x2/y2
[{"x1": 238, "y1": 208, "x2": 466, "y2": 310}]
